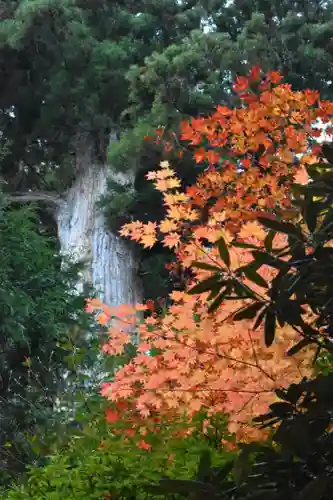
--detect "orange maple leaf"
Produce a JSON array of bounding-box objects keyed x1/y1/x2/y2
[
  {"x1": 138, "y1": 439, "x2": 152, "y2": 451},
  {"x1": 238, "y1": 222, "x2": 267, "y2": 242},
  {"x1": 159, "y1": 219, "x2": 178, "y2": 233},
  {"x1": 163, "y1": 232, "x2": 181, "y2": 249},
  {"x1": 155, "y1": 177, "x2": 181, "y2": 192},
  {"x1": 96, "y1": 66, "x2": 333, "y2": 446},
  {"x1": 267, "y1": 71, "x2": 283, "y2": 84},
  {"x1": 233, "y1": 75, "x2": 249, "y2": 93},
  {"x1": 193, "y1": 147, "x2": 206, "y2": 164},
  {"x1": 206, "y1": 150, "x2": 220, "y2": 165},
  {"x1": 105, "y1": 408, "x2": 120, "y2": 424}
]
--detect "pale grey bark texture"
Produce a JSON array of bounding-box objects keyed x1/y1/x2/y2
[
  {"x1": 56, "y1": 131, "x2": 141, "y2": 306},
  {"x1": 8, "y1": 131, "x2": 142, "y2": 307},
  {"x1": 56, "y1": 162, "x2": 142, "y2": 306}
]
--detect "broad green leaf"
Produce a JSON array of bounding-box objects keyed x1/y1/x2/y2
[
  {"x1": 306, "y1": 162, "x2": 333, "y2": 174},
  {"x1": 252, "y1": 250, "x2": 288, "y2": 271},
  {"x1": 231, "y1": 241, "x2": 259, "y2": 250},
  {"x1": 253, "y1": 307, "x2": 267, "y2": 330},
  {"x1": 242, "y1": 266, "x2": 268, "y2": 288},
  {"x1": 188, "y1": 275, "x2": 221, "y2": 295},
  {"x1": 208, "y1": 284, "x2": 232, "y2": 313},
  {"x1": 232, "y1": 279, "x2": 257, "y2": 299},
  {"x1": 155, "y1": 478, "x2": 217, "y2": 495},
  {"x1": 287, "y1": 338, "x2": 315, "y2": 357},
  {"x1": 196, "y1": 450, "x2": 212, "y2": 482},
  {"x1": 258, "y1": 217, "x2": 302, "y2": 238},
  {"x1": 268, "y1": 402, "x2": 294, "y2": 418},
  {"x1": 213, "y1": 460, "x2": 234, "y2": 481},
  {"x1": 297, "y1": 473, "x2": 331, "y2": 500},
  {"x1": 207, "y1": 282, "x2": 226, "y2": 301},
  {"x1": 277, "y1": 300, "x2": 306, "y2": 325},
  {"x1": 234, "y1": 449, "x2": 251, "y2": 487},
  {"x1": 217, "y1": 237, "x2": 230, "y2": 268},
  {"x1": 246, "y1": 489, "x2": 280, "y2": 499},
  {"x1": 303, "y1": 196, "x2": 318, "y2": 233},
  {"x1": 322, "y1": 143, "x2": 333, "y2": 164},
  {"x1": 234, "y1": 443, "x2": 264, "y2": 487},
  {"x1": 305, "y1": 181, "x2": 333, "y2": 194},
  {"x1": 264, "y1": 231, "x2": 275, "y2": 252},
  {"x1": 284, "y1": 383, "x2": 304, "y2": 405},
  {"x1": 318, "y1": 206, "x2": 333, "y2": 236},
  {"x1": 310, "y1": 168, "x2": 333, "y2": 184},
  {"x1": 275, "y1": 388, "x2": 289, "y2": 401},
  {"x1": 192, "y1": 261, "x2": 222, "y2": 272},
  {"x1": 252, "y1": 412, "x2": 275, "y2": 424},
  {"x1": 264, "y1": 309, "x2": 276, "y2": 347},
  {"x1": 233, "y1": 301, "x2": 264, "y2": 321}
]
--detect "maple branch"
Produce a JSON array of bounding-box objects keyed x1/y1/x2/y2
[
  {"x1": 215, "y1": 348, "x2": 276, "y2": 382},
  {"x1": 235, "y1": 393, "x2": 258, "y2": 417},
  {"x1": 191, "y1": 240, "x2": 269, "y2": 305},
  {"x1": 108, "y1": 312, "x2": 277, "y2": 382},
  {"x1": 114, "y1": 387, "x2": 274, "y2": 395},
  {"x1": 246, "y1": 328, "x2": 272, "y2": 381}
]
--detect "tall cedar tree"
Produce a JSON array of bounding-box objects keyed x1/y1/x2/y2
[{"x1": 2, "y1": 1, "x2": 333, "y2": 301}]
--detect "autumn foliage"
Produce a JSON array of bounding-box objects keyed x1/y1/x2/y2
[{"x1": 87, "y1": 66, "x2": 333, "y2": 444}]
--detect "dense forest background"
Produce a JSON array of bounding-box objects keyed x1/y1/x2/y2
[{"x1": 1, "y1": 0, "x2": 333, "y2": 496}]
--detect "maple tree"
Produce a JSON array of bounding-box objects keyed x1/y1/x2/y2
[{"x1": 87, "y1": 66, "x2": 333, "y2": 444}]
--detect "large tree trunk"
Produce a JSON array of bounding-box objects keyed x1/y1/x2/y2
[
  {"x1": 7, "y1": 132, "x2": 142, "y2": 307},
  {"x1": 9, "y1": 134, "x2": 142, "y2": 306},
  {"x1": 56, "y1": 164, "x2": 142, "y2": 305},
  {"x1": 55, "y1": 132, "x2": 142, "y2": 306}
]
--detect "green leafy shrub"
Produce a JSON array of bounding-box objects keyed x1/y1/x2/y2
[
  {"x1": 0, "y1": 194, "x2": 98, "y2": 484},
  {"x1": 6, "y1": 410, "x2": 234, "y2": 499}
]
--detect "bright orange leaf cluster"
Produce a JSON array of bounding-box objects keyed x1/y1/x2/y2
[
  {"x1": 88, "y1": 67, "x2": 333, "y2": 444},
  {"x1": 87, "y1": 229, "x2": 314, "y2": 443}
]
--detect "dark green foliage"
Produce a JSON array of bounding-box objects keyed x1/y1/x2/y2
[
  {"x1": 111, "y1": 0, "x2": 333, "y2": 178},
  {"x1": 138, "y1": 252, "x2": 176, "y2": 301},
  {"x1": 0, "y1": 194, "x2": 96, "y2": 484},
  {"x1": 0, "y1": 0, "x2": 208, "y2": 191},
  {"x1": 5, "y1": 406, "x2": 233, "y2": 499},
  {"x1": 150, "y1": 372, "x2": 333, "y2": 499},
  {"x1": 210, "y1": 0, "x2": 333, "y2": 98}
]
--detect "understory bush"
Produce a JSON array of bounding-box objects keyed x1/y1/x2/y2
[{"x1": 6, "y1": 410, "x2": 233, "y2": 499}]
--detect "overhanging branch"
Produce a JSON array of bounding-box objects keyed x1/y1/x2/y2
[{"x1": 7, "y1": 191, "x2": 62, "y2": 207}]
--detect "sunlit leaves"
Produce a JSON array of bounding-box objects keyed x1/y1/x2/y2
[{"x1": 91, "y1": 66, "x2": 333, "y2": 445}]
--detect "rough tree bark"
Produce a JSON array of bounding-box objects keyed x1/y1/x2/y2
[{"x1": 8, "y1": 131, "x2": 142, "y2": 307}]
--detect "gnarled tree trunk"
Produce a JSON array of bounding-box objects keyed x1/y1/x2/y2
[
  {"x1": 9, "y1": 132, "x2": 142, "y2": 307},
  {"x1": 56, "y1": 163, "x2": 141, "y2": 306},
  {"x1": 56, "y1": 131, "x2": 142, "y2": 306}
]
